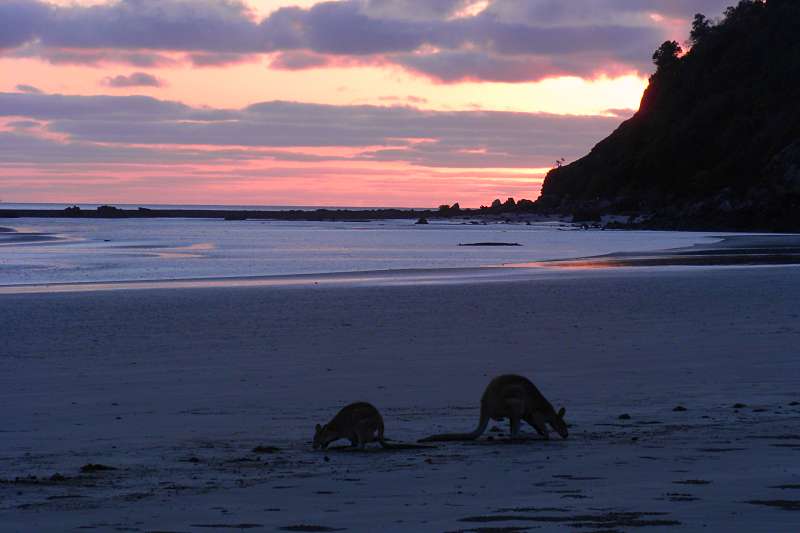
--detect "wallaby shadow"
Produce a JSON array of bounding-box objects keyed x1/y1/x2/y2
[
  {"x1": 322, "y1": 441, "x2": 438, "y2": 453},
  {"x1": 461, "y1": 435, "x2": 567, "y2": 446}
]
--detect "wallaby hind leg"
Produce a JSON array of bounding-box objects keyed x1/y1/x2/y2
[
  {"x1": 506, "y1": 398, "x2": 525, "y2": 440},
  {"x1": 355, "y1": 423, "x2": 374, "y2": 450}
]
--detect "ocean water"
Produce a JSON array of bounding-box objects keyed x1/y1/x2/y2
[
  {"x1": 0, "y1": 217, "x2": 725, "y2": 286},
  {"x1": 0, "y1": 203, "x2": 419, "y2": 211}
]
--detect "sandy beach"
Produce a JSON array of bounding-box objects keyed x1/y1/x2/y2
[{"x1": 2, "y1": 252, "x2": 800, "y2": 531}]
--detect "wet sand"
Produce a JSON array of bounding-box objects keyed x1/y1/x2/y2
[
  {"x1": 529, "y1": 234, "x2": 800, "y2": 268},
  {"x1": 1, "y1": 260, "x2": 799, "y2": 531},
  {"x1": 3, "y1": 233, "x2": 800, "y2": 295},
  {"x1": 0, "y1": 227, "x2": 61, "y2": 245}
]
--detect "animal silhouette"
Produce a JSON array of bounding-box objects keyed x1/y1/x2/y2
[
  {"x1": 419, "y1": 374, "x2": 568, "y2": 442},
  {"x1": 313, "y1": 402, "x2": 388, "y2": 450}
]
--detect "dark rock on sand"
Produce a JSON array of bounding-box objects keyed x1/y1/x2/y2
[
  {"x1": 252, "y1": 445, "x2": 281, "y2": 454},
  {"x1": 458, "y1": 510, "x2": 680, "y2": 528},
  {"x1": 192, "y1": 523, "x2": 265, "y2": 529},
  {"x1": 279, "y1": 526, "x2": 346, "y2": 532},
  {"x1": 665, "y1": 493, "x2": 700, "y2": 502},
  {"x1": 746, "y1": 500, "x2": 800, "y2": 511},
  {"x1": 80, "y1": 463, "x2": 116, "y2": 473}
]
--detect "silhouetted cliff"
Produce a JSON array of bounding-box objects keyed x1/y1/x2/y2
[{"x1": 537, "y1": 0, "x2": 800, "y2": 231}]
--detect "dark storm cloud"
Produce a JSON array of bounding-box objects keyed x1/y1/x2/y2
[
  {"x1": 485, "y1": 0, "x2": 732, "y2": 24},
  {"x1": 0, "y1": 130, "x2": 337, "y2": 165},
  {"x1": 9, "y1": 43, "x2": 178, "y2": 67},
  {"x1": 301, "y1": 2, "x2": 428, "y2": 55},
  {"x1": 0, "y1": 92, "x2": 192, "y2": 120},
  {"x1": 0, "y1": 0, "x2": 49, "y2": 50},
  {"x1": 0, "y1": 0, "x2": 737, "y2": 82},
  {"x1": 40, "y1": 0, "x2": 263, "y2": 52},
  {"x1": 187, "y1": 52, "x2": 256, "y2": 67},
  {"x1": 103, "y1": 72, "x2": 164, "y2": 88},
  {"x1": 269, "y1": 51, "x2": 331, "y2": 70},
  {"x1": 0, "y1": 92, "x2": 618, "y2": 169},
  {"x1": 358, "y1": 0, "x2": 472, "y2": 20},
  {"x1": 395, "y1": 50, "x2": 638, "y2": 83}
]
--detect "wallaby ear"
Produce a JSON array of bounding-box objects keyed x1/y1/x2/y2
[
  {"x1": 315, "y1": 423, "x2": 322, "y2": 432},
  {"x1": 557, "y1": 407, "x2": 566, "y2": 418}
]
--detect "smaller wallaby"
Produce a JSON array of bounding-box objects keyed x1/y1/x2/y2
[
  {"x1": 419, "y1": 374, "x2": 568, "y2": 442},
  {"x1": 313, "y1": 402, "x2": 388, "y2": 450}
]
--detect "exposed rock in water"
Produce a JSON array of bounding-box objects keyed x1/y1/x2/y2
[{"x1": 459, "y1": 242, "x2": 521, "y2": 247}]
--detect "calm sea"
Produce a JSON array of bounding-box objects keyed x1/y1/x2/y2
[
  {"x1": 0, "y1": 203, "x2": 421, "y2": 211},
  {"x1": 0, "y1": 217, "x2": 724, "y2": 286}
]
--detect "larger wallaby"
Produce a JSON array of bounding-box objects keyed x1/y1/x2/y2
[
  {"x1": 313, "y1": 402, "x2": 388, "y2": 450},
  {"x1": 419, "y1": 374, "x2": 568, "y2": 442}
]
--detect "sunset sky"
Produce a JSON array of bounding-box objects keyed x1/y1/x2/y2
[{"x1": 1, "y1": 0, "x2": 732, "y2": 207}]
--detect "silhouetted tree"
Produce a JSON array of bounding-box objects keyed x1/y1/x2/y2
[
  {"x1": 723, "y1": 0, "x2": 764, "y2": 23},
  {"x1": 652, "y1": 40, "x2": 682, "y2": 69},
  {"x1": 689, "y1": 14, "x2": 712, "y2": 45},
  {"x1": 516, "y1": 199, "x2": 535, "y2": 211}
]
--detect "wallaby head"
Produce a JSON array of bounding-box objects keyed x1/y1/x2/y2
[
  {"x1": 313, "y1": 423, "x2": 336, "y2": 450},
  {"x1": 548, "y1": 406, "x2": 568, "y2": 439}
]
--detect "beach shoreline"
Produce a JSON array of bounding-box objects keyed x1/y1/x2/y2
[{"x1": 2, "y1": 232, "x2": 799, "y2": 294}]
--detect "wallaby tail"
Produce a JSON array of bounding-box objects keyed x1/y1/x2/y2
[
  {"x1": 418, "y1": 405, "x2": 489, "y2": 443},
  {"x1": 378, "y1": 421, "x2": 439, "y2": 450}
]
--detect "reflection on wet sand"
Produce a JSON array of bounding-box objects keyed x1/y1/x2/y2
[
  {"x1": 510, "y1": 235, "x2": 800, "y2": 269},
  {"x1": 151, "y1": 242, "x2": 216, "y2": 259},
  {"x1": 0, "y1": 226, "x2": 63, "y2": 245}
]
